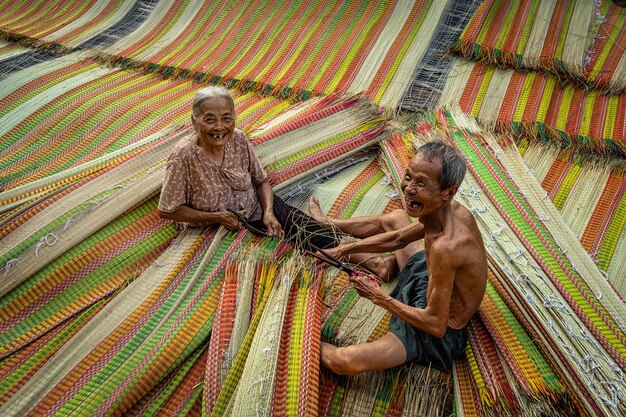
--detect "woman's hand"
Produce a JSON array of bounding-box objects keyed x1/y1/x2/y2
[
  {"x1": 322, "y1": 245, "x2": 347, "y2": 260},
  {"x1": 263, "y1": 212, "x2": 284, "y2": 238},
  {"x1": 221, "y1": 210, "x2": 242, "y2": 231}
]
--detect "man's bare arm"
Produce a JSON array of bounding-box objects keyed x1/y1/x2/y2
[
  {"x1": 332, "y1": 221, "x2": 425, "y2": 258},
  {"x1": 349, "y1": 244, "x2": 455, "y2": 338}
]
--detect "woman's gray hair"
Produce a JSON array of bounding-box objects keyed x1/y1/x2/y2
[
  {"x1": 415, "y1": 140, "x2": 467, "y2": 190},
  {"x1": 192, "y1": 86, "x2": 235, "y2": 117}
]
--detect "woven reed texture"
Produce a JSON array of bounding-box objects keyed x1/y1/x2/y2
[
  {"x1": 438, "y1": 59, "x2": 626, "y2": 157},
  {"x1": 454, "y1": 0, "x2": 599, "y2": 84},
  {"x1": 0, "y1": 0, "x2": 459, "y2": 107},
  {"x1": 0, "y1": 0, "x2": 157, "y2": 51},
  {"x1": 0, "y1": 54, "x2": 293, "y2": 192},
  {"x1": 518, "y1": 141, "x2": 626, "y2": 296}
]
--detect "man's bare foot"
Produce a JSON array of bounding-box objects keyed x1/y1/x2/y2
[{"x1": 309, "y1": 197, "x2": 331, "y2": 226}]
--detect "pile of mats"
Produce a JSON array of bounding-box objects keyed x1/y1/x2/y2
[{"x1": 1, "y1": 0, "x2": 625, "y2": 416}]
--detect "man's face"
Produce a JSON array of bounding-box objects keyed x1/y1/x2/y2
[
  {"x1": 191, "y1": 96, "x2": 236, "y2": 146},
  {"x1": 400, "y1": 153, "x2": 447, "y2": 218}
]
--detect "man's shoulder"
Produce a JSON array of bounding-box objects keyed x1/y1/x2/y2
[{"x1": 431, "y1": 220, "x2": 482, "y2": 263}]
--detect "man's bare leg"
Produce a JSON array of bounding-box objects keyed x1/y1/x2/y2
[
  {"x1": 344, "y1": 252, "x2": 399, "y2": 282},
  {"x1": 321, "y1": 332, "x2": 407, "y2": 375},
  {"x1": 309, "y1": 198, "x2": 423, "y2": 275}
]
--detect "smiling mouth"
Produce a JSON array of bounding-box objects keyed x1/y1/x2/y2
[
  {"x1": 210, "y1": 133, "x2": 227, "y2": 140},
  {"x1": 406, "y1": 199, "x2": 423, "y2": 209}
]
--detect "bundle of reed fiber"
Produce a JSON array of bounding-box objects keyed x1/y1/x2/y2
[
  {"x1": 453, "y1": 0, "x2": 598, "y2": 81},
  {"x1": 438, "y1": 59, "x2": 626, "y2": 157},
  {"x1": 228, "y1": 257, "x2": 317, "y2": 415},
  {"x1": 317, "y1": 267, "x2": 453, "y2": 416},
  {"x1": 0, "y1": 0, "x2": 155, "y2": 52},
  {"x1": 518, "y1": 141, "x2": 626, "y2": 295},
  {"x1": 204, "y1": 244, "x2": 282, "y2": 411}
]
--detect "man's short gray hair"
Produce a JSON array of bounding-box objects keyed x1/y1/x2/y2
[
  {"x1": 192, "y1": 86, "x2": 235, "y2": 117},
  {"x1": 415, "y1": 140, "x2": 467, "y2": 190}
]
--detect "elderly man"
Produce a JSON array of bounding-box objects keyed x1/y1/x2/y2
[{"x1": 311, "y1": 140, "x2": 487, "y2": 373}]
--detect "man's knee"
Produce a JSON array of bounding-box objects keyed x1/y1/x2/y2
[
  {"x1": 381, "y1": 209, "x2": 412, "y2": 232},
  {"x1": 325, "y1": 346, "x2": 366, "y2": 376}
]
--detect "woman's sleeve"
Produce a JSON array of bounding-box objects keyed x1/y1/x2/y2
[
  {"x1": 246, "y1": 139, "x2": 268, "y2": 185},
  {"x1": 158, "y1": 155, "x2": 189, "y2": 213}
]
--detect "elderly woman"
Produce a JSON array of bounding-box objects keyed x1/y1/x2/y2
[{"x1": 158, "y1": 86, "x2": 336, "y2": 250}]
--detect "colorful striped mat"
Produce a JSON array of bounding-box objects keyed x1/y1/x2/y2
[
  {"x1": 454, "y1": 0, "x2": 599, "y2": 83},
  {"x1": 438, "y1": 59, "x2": 626, "y2": 157},
  {"x1": 0, "y1": 0, "x2": 156, "y2": 51},
  {"x1": 88, "y1": 0, "x2": 443, "y2": 104},
  {"x1": 1, "y1": 225, "x2": 231, "y2": 415},
  {"x1": 453, "y1": 0, "x2": 626, "y2": 95},
  {"x1": 0, "y1": 0, "x2": 449, "y2": 107},
  {"x1": 519, "y1": 141, "x2": 626, "y2": 296},
  {"x1": 0, "y1": 53, "x2": 294, "y2": 192},
  {"x1": 2, "y1": 0, "x2": 626, "y2": 414}
]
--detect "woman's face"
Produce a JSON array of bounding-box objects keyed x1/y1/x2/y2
[{"x1": 192, "y1": 96, "x2": 236, "y2": 147}]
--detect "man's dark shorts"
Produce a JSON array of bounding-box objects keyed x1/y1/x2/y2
[{"x1": 389, "y1": 250, "x2": 468, "y2": 371}]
